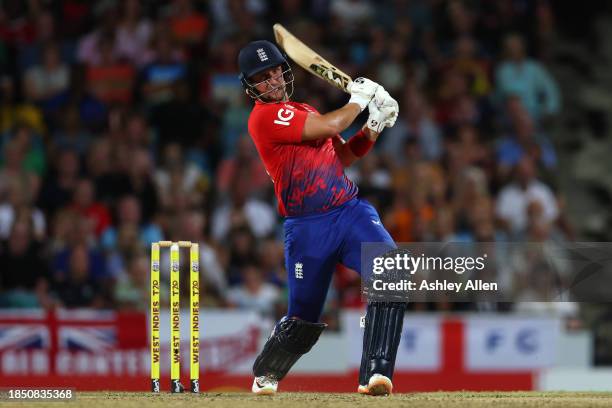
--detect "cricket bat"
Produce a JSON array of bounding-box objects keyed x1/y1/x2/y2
[{"x1": 273, "y1": 23, "x2": 353, "y2": 94}]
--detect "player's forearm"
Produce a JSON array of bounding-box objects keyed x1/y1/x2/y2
[
  {"x1": 302, "y1": 103, "x2": 361, "y2": 141},
  {"x1": 333, "y1": 127, "x2": 380, "y2": 167},
  {"x1": 328, "y1": 102, "x2": 363, "y2": 133}
]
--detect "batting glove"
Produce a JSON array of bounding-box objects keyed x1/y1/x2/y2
[
  {"x1": 372, "y1": 87, "x2": 398, "y2": 110},
  {"x1": 348, "y1": 77, "x2": 380, "y2": 112},
  {"x1": 366, "y1": 99, "x2": 398, "y2": 133}
]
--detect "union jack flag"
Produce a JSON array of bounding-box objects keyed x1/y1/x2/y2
[{"x1": 0, "y1": 308, "x2": 146, "y2": 373}]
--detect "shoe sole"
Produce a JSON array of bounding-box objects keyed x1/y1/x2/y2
[
  {"x1": 367, "y1": 376, "x2": 392, "y2": 396},
  {"x1": 253, "y1": 388, "x2": 276, "y2": 396}
]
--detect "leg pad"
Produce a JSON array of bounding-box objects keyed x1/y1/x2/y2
[
  {"x1": 253, "y1": 317, "x2": 327, "y2": 380},
  {"x1": 359, "y1": 302, "x2": 407, "y2": 386}
]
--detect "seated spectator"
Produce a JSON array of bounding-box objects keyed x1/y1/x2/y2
[
  {"x1": 69, "y1": 179, "x2": 112, "y2": 237},
  {"x1": 101, "y1": 194, "x2": 163, "y2": 251},
  {"x1": 445, "y1": 35, "x2": 491, "y2": 97},
  {"x1": 435, "y1": 69, "x2": 483, "y2": 128},
  {"x1": 53, "y1": 243, "x2": 105, "y2": 308},
  {"x1": 227, "y1": 264, "x2": 280, "y2": 318},
  {"x1": 105, "y1": 224, "x2": 141, "y2": 279},
  {"x1": 116, "y1": 0, "x2": 153, "y2": 66},
  {"x1": 1, "y1": 124, "x2": 46, "y2": 176},
  {"x1": 496, "y1": 99, "x2": 557, "y2": 178},
  {"x1": 123, "y1": 148, "x2": 160, "y2": 222},
  {"x1": 258, "y1": 238, "x2": 286, "y2": 288},
  {"x1": 448, "y1": 125, "x2": 490, "y2": 169},
  {"x1": 51, "y1": 105, "x2": 92, "y2": 156},
  {"x1": 154, "y1": 143, "x2": 208, "y2": 210},
  {"x1": 46, "y1": 65, "x2": 108, "y2": 131},
  {"x1": 114, "y1": 254, "x2": 149, "y2": 311},
  {"x1": 0, "y1": 138, "x2": 40, "y2": 204},
  {"x1": 77, "y1": 8, "x2": 120, "y2": 67},
  {"x1": 0, "y1": 179, "x2": 46, "y2": 240},
  {"x1": 151, "y1": 80, "x2": 211, "y2": 158},
  {"x1": 381, "y1": 85, "x2": 442, "y2": 163},
  {"x1": 0, "y1": 220, "x2": 50, "y2": 308},
  {"x1": 344, "y1": 152, "x2": 392, "y2": 209},
  {"x1": 124, "y1": 111, "x2": 155, "y2": 151},
  {"x1": 0, "y1": 76, "x2": 46, "y2": 135},
  {"x1": 495, "y1": 157, "x2": 559, "y2": 237},
  {"x1": 23, "y1": 43, "x2": 69, "y2": 104},
  {"x1": 51, "y1": 215, "x2": 107, "y2": 284},
  {"x1": 38, "y1": 151, "x2": 83, "y2": 219},
  {"x1": 216, "y1": 135, "x2": 270, "y2": 198},
  {"x1": 167, "y1": 0, "x2": 208, "y2": 46},
  {"x1": 86, "y1": 34, "x2": 135, "y2": 105},
  {"x1": 139, "y1": 32, "x2": 187, "y2": 105},
  {"x1": 169, "y1": 211, "x2": 226, "y2": 297},
  {"x1": 211, "y1": 176, "x2": 276, "y2": 242},
  {"x1": 495, "y1": 33, "x2": 561, "y2": 119},
  {"x1": 384, "y1": 186, "x2": 434, "y2": 242}
]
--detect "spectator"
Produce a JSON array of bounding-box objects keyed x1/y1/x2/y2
[
  {"x1": 0, "y1": 138, "x2": 40, "y2": 203},
  {"x1": 227, "y1": 264, "x2": 280, "y2": 318},
  {"x1": 446, "y1": 35, "x2": 491, "y2": 97},
  {"x1": 23, "y1": 44, "x2": 70, "y2": 104},
  {"x1": 69, "y1": 178, "x2": 112, "y2": 237},
  {"x1": 116, "y1": 0, "x2": 153, "y2": 66},
  {"x1": 167, "y1": 0, "x2": 209, "y2": 46},
  {"x1": 86, "y1": 34, "x2": 136, "y2": 105},
  {"x1": 0, "y1": 220, "x2": 50, "y2": 308},
  {"x1": 495, "y1": 33, "x2": 561, "y2": 119},
  {"x1": 122, "y1": 148, "x2": 159, "y2": 221},
  {"x1": 154, "y1": 143, "x2": 208, "y2": 210},
  {"x1": 53, "y1": 243, "x2": 105, "y2": 308},
  {"x1": 101, "y1": 194, "x2": 162, "y2": 251},
  {"x1": 382, "y1": 85, "x2": 442, "y2": 163},
  {"x1": 173, "y1": 210, "x2": 227, "y2": 298},
  {"x1": 216, "y1": 135, "x2": 270, "y2": 198},
  {"x1": 211, "y1": 176, "x2": 276, "y2": 241},
  {"x1": 105, "y1": 224, "x2": 141, "y2": 279},
  {"x1": 114, "y1": 254, "x2": 149, "y2": 310},
  {"x1": 51, "y1": 105, "x2": 92, "y2": 156},
  {"x1": 495, "y1": 157, "x2": 559, "y2": 237},
  {"x1": 138, "y1": 31, "x2": 187, "y2": 106},
  {"x1": 2, "y1": 124, "x2": 46, "y2": 177},
  {"x1": 0, "y1": 179, "x2": 46, "y2": 240},
  {"x1": 496, "y1": 98, "x2": 557, "y2": 178},
  {"x1": 0, "y1": 76, "x2": 46, "y2": 135},
  {"x1": 37, "y1": 149, "x2": 80, "y2": 216}
]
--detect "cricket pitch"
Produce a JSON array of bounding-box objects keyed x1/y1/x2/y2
[{"x1": 2, "y1": 391, "x2": 612, "y2": 408}]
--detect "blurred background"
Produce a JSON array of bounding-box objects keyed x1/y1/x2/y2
[{"x1": 1, "y1": 0, "x2": 612, "y2": 392}]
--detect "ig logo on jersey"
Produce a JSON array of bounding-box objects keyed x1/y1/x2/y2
[{"x1": 274, "y1": 108, "x2": 294, "y2": 126}]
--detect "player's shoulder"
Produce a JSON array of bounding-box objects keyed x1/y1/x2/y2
[{"x1": 249, "y1": 101, "x2": 306, "y2": 126}]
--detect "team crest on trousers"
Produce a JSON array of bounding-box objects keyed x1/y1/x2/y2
[{"x1": 294, "y1": 262, "x2": 304, "y2": 279}]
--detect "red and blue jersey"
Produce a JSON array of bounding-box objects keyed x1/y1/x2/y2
[{"x1": 248, "y1": 100, "x2": 358, "y2": 217}]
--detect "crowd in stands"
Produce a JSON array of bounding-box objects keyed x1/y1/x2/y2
[{"x1": 0, "y1": 0, "x2": 575, "y2": 327}]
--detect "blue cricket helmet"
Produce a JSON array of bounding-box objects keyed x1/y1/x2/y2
[{"x1": 238, "y1": 40, "x2": 294, "y2": 100}]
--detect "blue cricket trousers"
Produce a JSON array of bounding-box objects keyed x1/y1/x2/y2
[{"x1": 283, "y1": 198, "x2": 395, "y2": 322}]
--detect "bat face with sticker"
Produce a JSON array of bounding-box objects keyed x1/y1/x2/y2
[{"x1": 273, "y1": 23, "x2": 353, "y2": 94}]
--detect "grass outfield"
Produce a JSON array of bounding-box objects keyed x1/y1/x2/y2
[{"x1": 3, "y1": 392, "x2": 612, "y2": 408}]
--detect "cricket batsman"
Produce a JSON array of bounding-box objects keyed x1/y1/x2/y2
[{"x1": 238, "y1": 40, "x2": 406, "y2": 396}]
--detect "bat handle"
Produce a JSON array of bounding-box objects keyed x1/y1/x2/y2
[{"x1": 346, "y1": 80, "x2": 354, "y2": 93}]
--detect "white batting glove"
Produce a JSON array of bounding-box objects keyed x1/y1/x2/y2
[
  {"x1": 366, "y1": 99, "x2": 398, "y2": 133},
  {"x1": 372, "y1": 87, "x2": 398, "y2": 110},
  {"x1": 347, "y1": 77, "x2": 380, "y2": 111}
]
